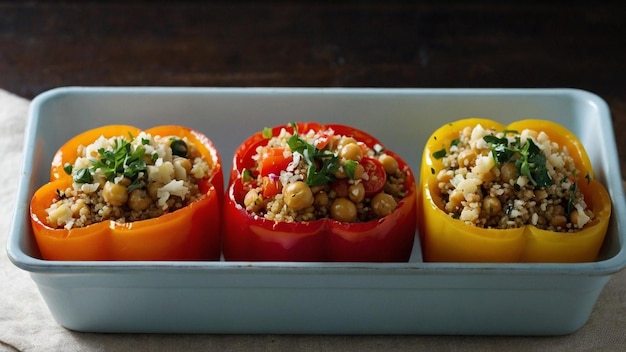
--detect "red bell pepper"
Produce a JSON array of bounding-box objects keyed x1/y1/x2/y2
[
  {"x1": 30, "y1": 125, "x2": 223, "y2": 261},
  {"x1": 222, "y1": 122, "x2": 417, "y2": 262}
]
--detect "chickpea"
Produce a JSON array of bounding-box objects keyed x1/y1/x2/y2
[
  {"x1": 331, "y1": 180, "x2": 349, "y2": 198},
  {"x1": 569, "y1": 210, "x2": 590, "y2": 228},
  {"x1": 445, "y1": 189, "x2": 464, "y2": 213},
  {"x1": 102, "y1": 181, "x2": 128, "y2": 206},
  {"x1": 457, "y1": 149, "x2": 477, "y2": 168},
  {"x1": 348, "y1": 183, "x2": 365, "y2": 203},
  {"x1": 481, "y1": 169, "x2": 496, "y2": 183},
  {"x1": 128, "y1": 189, "x2": 151, "y2": 211},
  {"x1": 352, "y1": 163, "x2": 365, "y2": 180},
  {"x1": 94, "y1": 174, "x2": 107, "y2": 188},
  {"x1": 437, "y1": 171, "x2": 453, "y2": 184},
  {"x1": 482, "y1": 196, "x2": 502, "y2": 216},
  {"x1": 173, "y1": 156, "x2": 192, "y2": 180},
  {"x1": 340, "y1": 143, "x2": 362, "y2": 162},
  {"x1": 147, "y1": 181, "x2": 164, "y2": 200},
  {"x1": 283, "y1": 181, "x2": 314, "y2": 210},
  {"x1": 244, "y1": 189, "x2": 263, "y2": 212},
  {"x1": 569, "y1": 210, "x2": 580, "y2": 227},
  {"x1": 337, "y1": 137, "x2": 358, "y2": 151},
  {"x1": 330, "y1": 197, "x2": 358, "y2": 222},
  {"x1": 314, "y1": 191, "x2": 329, "y2": 207},
  {"x1": 334, "y1": 166, "x2": 348, "y2": 179},
  {"x1": 379, "y1": 154, "x2": 399, "y2": 174},
  {"x1": 371, "y1": 193, "x2": 397, "y2": 218},
  {"x1": 535, "y1": 189, "x2": 548, "y2": 200},
  {"x1": 500, "y1": 162, "x2": 518, "y2": 183},
  {"x1": 310, "y1": 185, "x2": 324, "y2": 194},
  {"x1": 143, "y1": 153, "x2": 155, "y2": 165},
  {"x1": 551, "y1": 205, "x2": 565, "y2": 216},
  {"x1": 118, "y1": 177, "x2": 132, "y2": 187},
  {"x1": 550, "y1": 215, "x2": 567, "y2": 228},
  {"x1": 449, "y1": 189, "x2": 465, "y2": 206}
]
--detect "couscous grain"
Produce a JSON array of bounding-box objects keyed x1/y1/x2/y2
[
  {"x1": 241, "y1": 123, "x2": 410, "y2": 223},
  {"x1": 46, "y1": 131, "x2": 211, "y2": 229},
  {"x1": 435, "y1": 124, "x2": 593, "y2": 232}
]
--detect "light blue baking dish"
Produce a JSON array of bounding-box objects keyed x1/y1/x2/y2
[{"x1": 7, "y1": 87, "x2": 626, "y2": 335}]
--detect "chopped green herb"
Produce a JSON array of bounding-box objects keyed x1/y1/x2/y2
[
  {"x1": 344, "y1": 160, "x2": 358, "y2": 179},
  {"x1": 484, "y1": 134, "x2": 553, "y2": 188},
  {"x1": 262, "y1": 127, "x2": 273, "y2": 139},
  {"x1": 522, "y1": 138, "x2": 552, "y2": 188},
  {"x1": 566, "y1": 182, "x2": 579, "y2": 215},
  {"x1": 242, "y1": 168, "x2": 254, "y2": 183},
  {"x1": 450, "y1": 138, "x2": 460, "y2": 147},
  {"x1": 432, "y1": 148, "x2": 447, "y2": 159},
  {"x1": 63, "y1": 163, "x2": 73, "y2": 175},
  {"x1": 73, "y1": 168, "x2": 93, "y2": 183},
  {"x1": 287, "y1": 122, "x2": 340, "y2": 187},
  {"x1": 84, "y1": 136, "x2": 148, "y2": 188},
  {"x1": 127, "y1": 181, "x2": 146, "y2": 193}
]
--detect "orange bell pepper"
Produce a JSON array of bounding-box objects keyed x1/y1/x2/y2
[
  {"x1": 419, "y1": 118, "x2": 611, "y2": 263},
  {"x1": 30, "y1": 125, "x2": 223, "y2": 261}
]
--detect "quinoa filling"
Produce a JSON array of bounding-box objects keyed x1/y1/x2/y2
[
  {"x1": 241, "y1": 124, "x2": 409, "y2": 223},
  {"x1": 434, "y1": 124, "x2": 593, "y2": 232},
  {"x1": 45, "y1": 131, "x2": 211, "y2": 229}
]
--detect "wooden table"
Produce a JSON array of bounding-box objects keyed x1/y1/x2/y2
[{"x1": 2, "y1": 2, "x2": 624, "y2": 175}]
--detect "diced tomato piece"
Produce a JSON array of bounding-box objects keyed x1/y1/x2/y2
[
  {"x1": 315, "y1": 127, "x2": 335, "y2": 150},
  {"x1": 259, "y1": 148, "x2": 293, "y2": 177},
  {"x1": 262, "y1": 176, "x2": 282, "y2": 197},
  {"x1": 360, "y1": 157, "x2": 387, "y2": 196}
]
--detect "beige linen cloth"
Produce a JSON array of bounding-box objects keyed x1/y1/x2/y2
[{"x1": 1, "y1": 88, "x2": 625, "y2": 352}]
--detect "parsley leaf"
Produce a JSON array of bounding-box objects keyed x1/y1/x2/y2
[
  {"x1": 432, "y1": 148, "x2": 447, "y2": 159},
  {"x1": 287, "y1": 123, "x2": 340, "y2": 187},
  {"x1": 566, "y1": 181, "x2": 578, "y2": 215},
  {"x1": 63, "y1": 162, "x2": 73, "y2": 175},
  {"x1": 79, "y1": 136, "x2": 148, "y2": 187},
  {"x1": 484, "y1": 134, "x2": 553, "y2": 188},
  {"x1": 73, "y1": 168, "x2": 93, "y2": 183},
  {"x1": 523, "y1": 138, "x2": 552, "y2": 188},
  {"x1": 343, "y1": 160, "x2": 358, "y2": 179}
]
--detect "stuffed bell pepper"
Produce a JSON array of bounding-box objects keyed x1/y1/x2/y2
[
  {"x1": 30, "y1": 125, "x2": 223, "y2": 261},
  {"x1": 222, "y1": 122, "x2": 417, "y2": 262},
  {"x1": 419, "y1": 118, "x2": 611, "y2": 263}
]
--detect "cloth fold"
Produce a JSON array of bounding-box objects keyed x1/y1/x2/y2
[{"x1": 1, "y1": 88, "x2": 625, "y2": 352}]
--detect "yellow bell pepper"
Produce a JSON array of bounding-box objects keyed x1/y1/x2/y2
[{"x1": 419, "y1": 118, "x2": 611, "y2": 263}]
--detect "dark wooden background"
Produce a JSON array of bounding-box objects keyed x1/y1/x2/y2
[{"x1": 1, "y1": 1, "x2": 624, "y2": 178}]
